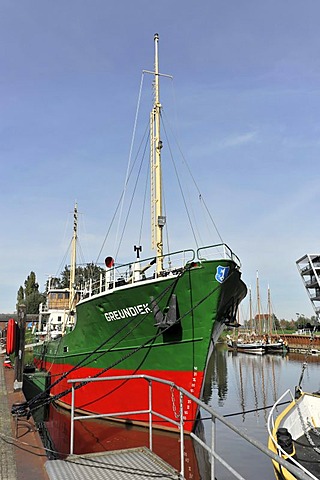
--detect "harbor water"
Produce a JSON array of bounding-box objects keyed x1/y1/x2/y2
[{"x1": 28, "y1": 343, "x2": 320, "y2": 479}]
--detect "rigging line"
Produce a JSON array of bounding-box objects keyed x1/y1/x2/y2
[
  {"x1": 28, "y1": 264, "x2": 233, "y2": 414},
  {"x1": 95, "y1": 121, "x2": 150, "y2": 264},
  {"x1": 77, "y1": 336, "x2": 158, "y2": 410},
  {"x1": 69, "y1": 266, "x2": 236, "y2": 400},
  {"x1": 162, "y1": 190, "x2": 171, "y2": 257},
  {"x1": 78, "y1": 266, "x2": 185, "y2": 373},
  {"x1": 114, "y1": 72, "x2": 145, "y2": 258},
  {"x1": 161, "y1": 115, "x2": 199, "y2": 249},
  {"x1": 39, "y1": 266, "x2": 192, "y2": 407},
  {"x1": 76, "y1": 241, "x2": 86, "y2": 267},
  {"x1": 55, "y1": 238, "x2": 72, "y2": 279},
  {"x1": 161, "y1": 109, "x2": 224, "y2": 244},
  {"x1": 115, "y1": 134, "x2": 149, "y2": 260},
  {"x1": 26, "y1": 269, "x2": 184, "y2": 410},
  {"x1": 199, "y1": 400, "x2": 292, "y2": 420},
  {"x1": 138, "y1": 161, "x2": 149, "y2": 247}
]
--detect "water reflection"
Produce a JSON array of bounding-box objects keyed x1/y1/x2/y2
[
  {"x1": 25, "y1": 344, "x2": 320, "y2": 480},
  {"x1": 201, "y1": 343, "x2": 320, "y2": 480},
  {"x1": 34, "y1": 398, "x2": 211, "y2": 479}
]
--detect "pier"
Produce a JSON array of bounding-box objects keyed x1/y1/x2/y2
[{"x1": 0, "y1": 361, "x2": 180, "y2": 480}]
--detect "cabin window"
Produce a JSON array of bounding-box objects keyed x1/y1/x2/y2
[{"x1": 57, "y1": 316, "x2": 61, "y2": 322}]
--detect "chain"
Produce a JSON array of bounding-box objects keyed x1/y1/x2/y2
[
  {"x1": 170, "y1": 385, "x2": 180, "y2": 419},
  {"x1": 296, "y1": 397, "x2": 320, "y2": 455},
  {"x1": 297, "y1": 327, "x2": 316, "y2": 391}
]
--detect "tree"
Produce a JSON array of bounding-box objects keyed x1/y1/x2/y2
[
  {"x1": 60, "y1": 263, "x2": 104, "y2": 288},
  {"x1": 24, "y1": 271, "x2": 38, "y2": 296},
  {"x1": 17, "y1": 271, "x2": 45, "y2": 314},
  {"x1": 17, "y1": 286, "x2": 24, "y2": 305}
]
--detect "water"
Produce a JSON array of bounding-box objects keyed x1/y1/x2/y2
[
  {"x1": 32, "y1": 344, "x2": 320, "y2": 479},
  {"x1": 204, "y1": 343, "x2": 320, "y2": 479}
]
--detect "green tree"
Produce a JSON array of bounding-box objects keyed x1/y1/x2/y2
[
  {"x1": 60, "y1": 263, "x2": 104, "y2": 288},
  {"x1": 17, "y1": 286, "x2": 24, "y2": 305},
  {"x1": 17, "y1": 271, "x2": 45, "y2": 314}
]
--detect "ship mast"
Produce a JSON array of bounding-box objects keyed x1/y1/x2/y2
[
  {"x1": 69, "y1": 202, "x2": 77, "y2": 312},
  {"x1": 256, "y1": 271, "x2": 262, "y2": 335},
  {"x1": 151, "y1": 33, "x2": 165, "y2": 274},
  {"x1": 249, "y1": 286, "x2": 253, "y2": 333}
]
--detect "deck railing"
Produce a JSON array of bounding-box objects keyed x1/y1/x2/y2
[
  {"x1": 68, "y1": 374, "x2": 311, "y2": 480},
  {"x1": 81, "y1": 243, "x2": 240, "y2": 300},
  {"x1": 267, "y1": 389, "x2": 318, "y2": 480}
]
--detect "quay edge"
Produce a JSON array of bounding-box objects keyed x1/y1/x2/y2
[{"x1": 0, "y1": 356, "x2": 49, "y2": 480}]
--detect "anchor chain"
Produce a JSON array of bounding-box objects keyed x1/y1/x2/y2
[
  {"x1": 170, "y1": 385, "x2": 180, "y2": 419},
  {"x1": 296, "y1": 400, "x2": 320, "y2": 456}
]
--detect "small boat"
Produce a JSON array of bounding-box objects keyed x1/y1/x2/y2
[
  {"x1": 31, "y1": 34, "x2": 247, "y2": 434},
  {"x1": 268, "y1": 387, "x2": 320, "y2": 480},
  {"x1": 264, "y1": 337, "x2": 288, "y2": 354},
  {"x1": 226, "y1": 287, "x2": 266, "y2": 355},
  {"x1": 227, "y1": 335, "x2": 266, "y2": 355}
]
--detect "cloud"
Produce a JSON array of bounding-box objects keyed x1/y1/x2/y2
[{"x1": 218, "y1": 131, "x2": 257, "y2": 148}]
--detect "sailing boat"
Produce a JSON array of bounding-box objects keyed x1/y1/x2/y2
[
  {"x1": 36, "y1": 204, "x2": 82, "y2": 340},
  {"x1": 227, "y1": 285, "x2": 266, "y2": 355},
  {"x1": 264, "y1": 285, "x2": 288, "y2": 354},
  {"x1": 32, "y1": 34, "x2": 247, "y2": 434}
]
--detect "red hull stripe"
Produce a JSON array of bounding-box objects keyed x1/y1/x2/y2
[{"x1": 37, "y1": 360, "x2": 204, "y2": 433}]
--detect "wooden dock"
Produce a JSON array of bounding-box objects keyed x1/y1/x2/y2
[{"x1": 278, "y1": 333, "x2": 320, "y2": 353}]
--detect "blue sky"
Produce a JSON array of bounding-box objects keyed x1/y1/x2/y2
[{"x1": 1, "y1": 1, "x2": 320, "y2": 321}]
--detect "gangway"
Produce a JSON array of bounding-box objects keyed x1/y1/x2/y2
[{"x1": 43, "y1": 374, "x2": 314, "y2": 480}]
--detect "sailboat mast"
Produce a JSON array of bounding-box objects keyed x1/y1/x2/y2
[
  {"x1": 249, "y1": 286, "x2": 253, "y2": 332},
  {"x1": 256, "y1": 271, "x2": 262, "y2": 335},
  {"x1": 151, "y1": 33, "x2": 165, "y2": 274},
  {"x1": 69, "y1": 203, "x2": 77, "y2": 311},
  {"x1": 267, "y1": 285, "x2": 272, "y2": 335}
]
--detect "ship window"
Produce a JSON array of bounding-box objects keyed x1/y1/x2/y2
[
  {"x1": 63, "y1": 346, "x2": 68, "y2": 353},
  {"x1": 58, "y1": 293, "x2": 63, "y2": 299},
  {"x1": 57, "y1": 316, "x2": 61, "y2": 322}
]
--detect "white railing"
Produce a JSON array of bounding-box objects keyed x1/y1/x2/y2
[
  {"x1": 68, "y1": 375, "x2": 310, "y2": 480},
  {"x1": 267, "y1": 389, "x2": 318, "y2": 480},
  {"x1": 81, "y1": 243, "x2": 241, "y2": 300}
]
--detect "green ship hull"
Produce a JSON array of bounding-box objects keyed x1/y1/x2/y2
[{"x1": 33, "y1": 247, "x2": 246, "y2": 433}]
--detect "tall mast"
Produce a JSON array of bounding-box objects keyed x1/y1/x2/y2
[
  {"x1": 69, "y1": 202, "x2": 77, "y2": 311},
  {"x1": 267, "y1": 285, "x2": 272, "y2": 335},
  {"x1": 256, "y1": 271, "x2": 262, "y2": 335},
  {"x1": 151, "y1": 33, "x2": 165, "y2": 274},
  {"x1": 249, "y1": 286, "x2": 252, "y2": 332}
]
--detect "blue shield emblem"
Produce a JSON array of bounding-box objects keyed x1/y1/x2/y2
[{"x1": 215, "y1": 265, "x2": 230, "y2": 283}]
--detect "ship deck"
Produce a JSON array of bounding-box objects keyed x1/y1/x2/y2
[
  {"x1": 45, "y1": 446, "x2": 179, "y2": 479},
  {"x1": 295, "y1": 428, "x2": 320, "y2": 478}
]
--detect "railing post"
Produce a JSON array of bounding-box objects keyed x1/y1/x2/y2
[
  {"x1": 70, "y1": 385, "x2": 75, "y2": 455},
  {"x1": 211, "y1": 414, "x2": 215, "y2": 479},
  {"x1": 179, "y1": 391, "x2": 184, "y2": 479},
  {"x1": 99, "y1": 273, "x2": 103, "y2": 293},
  {"x1": 148, "y1": 379, "x2": 153, "y2": 451}
]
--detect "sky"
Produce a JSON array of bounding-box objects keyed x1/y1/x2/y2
[{"x1": 1, "y1": 0, "x2": 320, "y2": 321}]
